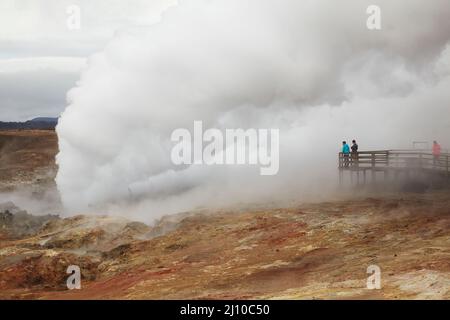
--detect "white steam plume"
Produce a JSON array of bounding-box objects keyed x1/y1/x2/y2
[{"x1": 56, "y1": 0, "x2": 450, "y2": 221}]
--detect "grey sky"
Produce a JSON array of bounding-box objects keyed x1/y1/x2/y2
[{"x1": 0, "y1": 0, "x2": 174, "y2": 121}]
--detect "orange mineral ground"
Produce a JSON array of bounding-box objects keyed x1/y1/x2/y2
[{"x1": 0, "y1": 130, "x2": 449, "y2": 299}]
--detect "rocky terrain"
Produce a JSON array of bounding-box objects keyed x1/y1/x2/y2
[
  {"x1": 0, "y1": 130, "x2": 449, "y2": 299},
  {"x1": 0, "y1": 130, "x2": 57, "y2": 191}
]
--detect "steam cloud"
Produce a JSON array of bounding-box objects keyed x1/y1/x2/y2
[{"x1": 56, "y1": 0, "x2": 450, "y2": 221}]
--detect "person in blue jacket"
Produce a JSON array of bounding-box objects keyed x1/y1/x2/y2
[{"x1": 342, "y1": 141, "x2": 350, "y2": 167}]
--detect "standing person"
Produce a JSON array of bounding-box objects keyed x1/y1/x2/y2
[
  {"x1": 351, "y1": 139, "x2": 359, "y2": 166},
  {"x1": 432, "y1": 140, "x2": 441, "y2": 167},
  {"x1": 342, "y1": 141, "x2": 350, "y2": 167}
]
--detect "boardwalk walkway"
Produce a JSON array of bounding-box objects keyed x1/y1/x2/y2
[{"x1": 338, "y1": 150, "x2": 450, "y2": 185}]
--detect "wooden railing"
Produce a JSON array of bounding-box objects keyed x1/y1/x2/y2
[{"x1": 338, "y1": 150, "x2": 450, "y2": 175}]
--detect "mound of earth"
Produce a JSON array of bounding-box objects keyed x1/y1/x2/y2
[
  {"x1": 0, "y1": 202, "x2": 59, "y2": 239},
  {"x1": 0, "y1": 206, "x2": 151, "y2": 296}
]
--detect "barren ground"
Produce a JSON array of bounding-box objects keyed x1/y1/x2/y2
[
  {"x1": 0, "y1": 130, "x2": 57, "y2": 191},
  {"x1": 0, "y1": 130, "x2": 449, "y2": 299}
]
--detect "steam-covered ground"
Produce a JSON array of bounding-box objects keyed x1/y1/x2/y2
[{"x1": 0, "y1": 130, "x2": 449, "y2": 299}]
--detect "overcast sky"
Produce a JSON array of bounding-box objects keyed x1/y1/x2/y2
[{"x1": 0, "y1": 0, "x2": 174, "y2": 121}]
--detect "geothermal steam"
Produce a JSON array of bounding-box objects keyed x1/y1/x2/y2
[{"x1": 56, "y1": 0, "x2": 450, "y2": 220}]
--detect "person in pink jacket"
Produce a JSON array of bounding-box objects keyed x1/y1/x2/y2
[{"x1": 432, "y1": 140, "x2": 441, "y2": 167}]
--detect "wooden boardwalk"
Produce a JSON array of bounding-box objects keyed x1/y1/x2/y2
[{"x1": 338, "y1": 150, "x2": 450, "y2": 185}]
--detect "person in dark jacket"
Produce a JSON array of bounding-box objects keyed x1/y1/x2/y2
[
  {"x1": 351, "y1": 140, "x2": 358, "y2": 153},
  {"x1": 351, "y1": 140, "x2": 359, "y2": 166}
]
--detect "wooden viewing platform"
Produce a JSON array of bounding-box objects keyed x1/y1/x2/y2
[{"x1": 338, "y1": 150, "x2": 450, "y2": 186}]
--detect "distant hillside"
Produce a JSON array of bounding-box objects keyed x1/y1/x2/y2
[{"x1": 0, "y1": 117, "x2": 58, "y2": 130}]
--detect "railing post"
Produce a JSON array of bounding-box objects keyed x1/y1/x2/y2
[
  {"x1": 338, "y1": 152, "x2": 343, "y2": 186},
  {"x1": 371, "y1": 152, "x2": 375, "y2": 183},
  {"x1": 447, "y1": 155, "x2": 449, "y2": 178}
]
